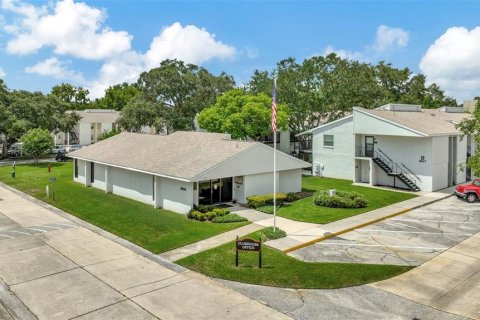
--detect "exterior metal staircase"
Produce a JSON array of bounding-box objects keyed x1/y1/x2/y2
[{"x1": 373, "y1": 149, "x2": 421, "y2": 192}]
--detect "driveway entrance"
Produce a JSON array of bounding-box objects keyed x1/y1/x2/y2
[{"x1": 290, "y1": 197, "x2": 480, "y2": 266}]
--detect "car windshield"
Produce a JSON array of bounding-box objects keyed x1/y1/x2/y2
[{"x1": 473, "y1": 180, "x2": 480, "y2": 186}]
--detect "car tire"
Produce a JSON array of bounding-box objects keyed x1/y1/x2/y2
[{"x1": 466, "y1": 193, "x2": 477, "y2": 203}]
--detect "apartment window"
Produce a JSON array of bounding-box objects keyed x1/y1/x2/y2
[
  {"x1": 90, "y1": 162, "x2": 95, "y2": 183},
  {"x1": 323, "y1": 134, "x2": 334, "y2": 148},
  {"x1": 74, "y1": 159, "x2": 78, "y2": 178}
]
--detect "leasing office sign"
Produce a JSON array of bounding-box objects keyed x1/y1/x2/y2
[{"x1": 235, "y1": 237, "x2": 262, "y2": 268}]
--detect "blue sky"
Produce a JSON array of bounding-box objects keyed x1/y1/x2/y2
[{"x1": 1, "y1": 0, "x2": 480, "y2": 101}]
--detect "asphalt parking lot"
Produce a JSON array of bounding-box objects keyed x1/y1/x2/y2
[{"x1": 290, "y1": 196, "x2": 480, "y2": 266}]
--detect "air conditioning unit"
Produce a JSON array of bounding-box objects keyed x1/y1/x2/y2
[{"x1": 315, "y1": 163, "x2": 324, "y2": 177}]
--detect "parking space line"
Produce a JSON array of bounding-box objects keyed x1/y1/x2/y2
[
  {"x1": 40, "y1": 225, "x2": 62, "y2": 230},
  {"x1": 7, "y1": 230, "x2": 31, "y2": 235},
  {"x1": 26, "y1": 227, "x2": 48, "y2": 233},
  {"x1": 0, "y1": 233, "x2": 13, "y2": 238},
  {"x1": 359, "y1": 229, "x2": 473, "y2": 236},
  {"x1": 384, "y1": 221, "x2": 421, "y2": 229},
  {"x1": 391, "y1": 219, "x2": 477, "y2": 224},
  {"x1": 316, "y1": 242, "x2": 448, "y2": 250},
  {"x1": 51, "y1": 223, "x2": 76, "y2": 228}
]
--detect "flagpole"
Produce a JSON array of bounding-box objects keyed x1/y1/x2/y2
[{"x1": 273, "y1": 77, "x2": 277, "y2": 233}]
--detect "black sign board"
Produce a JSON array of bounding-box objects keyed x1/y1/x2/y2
[
  {"x1": 235, "y1": 236, "x2": 262, "y2": 268},
  {"x1": 236, "y1": 238, "x2": 261, "y2": 251}
]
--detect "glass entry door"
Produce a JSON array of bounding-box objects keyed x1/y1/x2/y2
[
  {"x1": 198, "y1": 178, "x2": 233, "y2": 205},
  {"x1": 365, "y1": 136, "x2": 374, "y2": 157}
]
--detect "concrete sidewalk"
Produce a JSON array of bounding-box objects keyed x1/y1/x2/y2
[
  {"x1": 265, "y1": 188, "x2": 454, "y2": 252},
  {"x1": 370, "y1": 232, "x2": 480, "y2": 319},
  {"x1": 0, "y1": 184, "x2": 291, "y2": 320}
]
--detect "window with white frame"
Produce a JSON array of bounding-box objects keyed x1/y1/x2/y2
[{"x1": 323, "y1": 134, "x2": 334, "y2": 148}]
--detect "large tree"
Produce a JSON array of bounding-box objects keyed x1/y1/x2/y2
[
  {"x1": 247, "y1": 54, "x2": 457, "y2": 141},
  {"x1": 117, "y1": 95, "x2": 163, "y2": 133},
  {"x1": 456, "y1": 99, "x2": 480, "y2": 176},
  {"x1": 20, "y1": 128, "x2": 54, "y2": 165},
  {"x1": 0, "y1": 81, "x2": 79, "y2": 155},
  {"x1": 94, "y1": 83, "x2": 140, "y2": 111},
  {"x1": 51, "y1": 83, "x2": 90, "y2": 110},
  {"x1": 197, "y1": 89, "x2": 288, "y2": 140},
  {"x1": 136, "y1": 59, "x2": 235, "y2": 132}
]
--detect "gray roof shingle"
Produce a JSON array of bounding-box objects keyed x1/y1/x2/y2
[{"x1": 68, "y1": 131, "x2": 258, "y2": 180}]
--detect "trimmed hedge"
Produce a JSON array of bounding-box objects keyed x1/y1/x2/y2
[
  {"x1": 246, "y1": 193, "x2": 288, "y2": 208},
  {"x1": 286, "y1": 192, "x2": 300, "y2": 202},
  {"x1": 187, "y1": 207, "x2": 231, "y2": 222},
  {"x1": 314, "y1": 191, "x2": 368, "y2": 209},
  {"x1": 212, "y1": 213, "x2": 247, "y2": 223},
  {"x1": 256, "y1": 205, "x2": 281, "y2": 215}
]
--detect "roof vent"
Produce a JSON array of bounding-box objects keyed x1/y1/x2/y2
[
  {"x1": 438, "y1": 106, "x2": 464, "y2": 113},
  {"x1": 377, "y1": 103, "x2": 422, "y2": 112}
]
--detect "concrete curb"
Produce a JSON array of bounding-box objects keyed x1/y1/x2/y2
[
  {"x1": 283, "y1": 193, "x2": 454, "y2": 254},
  {"x1": 0, "y1": 181, "x2": 187, "y2": 274},
  {"x1": 0, "y1": 280, "x2": 37, "y2": 320}
]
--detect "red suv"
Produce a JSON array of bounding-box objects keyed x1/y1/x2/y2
[{"x1": 455, "y1": 179, "x2": 480, "y2": 203}]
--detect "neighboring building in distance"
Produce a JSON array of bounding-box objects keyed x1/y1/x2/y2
[
  {"x1": 54, "y1": 109, "x2": 120, "y2": 146},
  {"x1": 300, "y1": 104, "x2": 476, "y2": 192},
  {"x1": 68, "y1": 131, "x2": 309, "y2": 214}
]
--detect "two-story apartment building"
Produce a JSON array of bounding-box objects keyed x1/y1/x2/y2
[{"x1": 299, "y1": 104, "x2": 476, "y2": 192}]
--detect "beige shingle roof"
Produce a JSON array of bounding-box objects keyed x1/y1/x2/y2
[
  {"x1": 358, "y1": 108, "x2": 471, "y2": 136},
  {"x1": 68, "y1": 131, "x2": 259, "y2": 180}
]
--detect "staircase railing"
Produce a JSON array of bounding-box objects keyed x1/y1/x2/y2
[
  {"x1": 374, "y1": 149, "x2": 394, "y2": 171},
  {"x1": 374, "y1": 148, "x2": 421, "y2": 190}
]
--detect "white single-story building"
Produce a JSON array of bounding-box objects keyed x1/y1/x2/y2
[
  {"x1": 68, "y1": 131, "x2": 309, "y2": 214},
  {"x1": 300, "y1": 104, "x2": 476, "y2": 192}
]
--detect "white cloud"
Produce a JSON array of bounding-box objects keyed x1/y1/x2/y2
[
  {"x1": 89, "y1": 22, "x2": 236, "y2": 98},
  {"x1": 420, "y1": 26, "x2": 480, "y2": 102},
  {"x1": 25, "y1": 57, "x2": 84, "y2": 82},
  {"x1": 144, "y1": 22, "x2": 235, "y2": 69},
  {"x1": 322, "y1": 25, "x2": 409, "y2": 61},
  {"x1": 373, "y1": 25, "x2": 409, "y2": 53},
  {"x1": 0, "y1": 67, "x2": 5, "y2": 78},
  {"x1": 323, "y1": 45, "x2": 363, "y2": 61},
  {"x1": 2, "y1": 0, "x2": 132, "y2": 60},
  {"x1": 3, "y1": 1, "x2": 237, "y2": 98}
]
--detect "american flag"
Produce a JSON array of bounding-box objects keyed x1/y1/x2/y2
[{"x1": 271, "y1": 79, "x2": 277, "y2": 132}]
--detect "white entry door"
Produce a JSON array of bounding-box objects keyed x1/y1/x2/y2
[{"x1": 361, "y1": 161, "x2": 370, "y2": 183}]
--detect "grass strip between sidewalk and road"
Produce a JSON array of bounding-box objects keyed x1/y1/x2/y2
[
  {"x1": 177, "y1": 228, "x2": 412, "y2": 289},
  {"x1": 0, "y1": 162, "x2": 249, "y2": 254}
]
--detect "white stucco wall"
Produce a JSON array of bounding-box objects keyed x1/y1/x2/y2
[
  {"x1": 111, "y1": 167, "x2": 154, "y2": 205},
  {"x1": 279, "y1": 169, "x2": 302, "y2": 194},
  {"x1": 79, "y1": 122, "x2": 91, "y2": 146},
  {"x1": 372, "y1": 135, "x2": 433, "y2": 191},
  {"x1": 243, "y1": 172, "x2": 278, "y2": 201},
  {"x1": 92, "y1": 163, "x2": 106, "y2": 190},
  {"x1": 74, "y1": 159, "x2": 86, "y2": 184},
  {"x1": 156, "y1": 177, "x2": 193, "y2": 214},
  {"x1": 311, "y1": 118, "x2": 354, "y2": 180}
]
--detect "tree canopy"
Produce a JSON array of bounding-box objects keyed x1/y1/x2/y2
[
  {"x1": 0, "y1": 82, "x2": 79, "y2": 155},
  {"x1": 456, "y1": 99, "x2": 480, "y2": 176},
  {"x1": 197, "y1": 89, "x2": 288, "y2": 140},
  {"x1": 50, "y1": 83, "x2": 90, "y2": 110},
  {"x1": 135, "y1": 59, "x2": 235, "y2": 132},
  {"x1": 247, "y1": 54, "x2": 457, "y2": 136},
  {"x1": 93, "y1": 83, "x2": 140, "y2": 111},
  {"x1": 20, "y1": 128, "x2": 54, "y2": 164}
]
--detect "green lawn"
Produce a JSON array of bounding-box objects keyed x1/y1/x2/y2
[
  {"x1": 277, "y1": 176, "x2": 417, "y2": 224},
  {"x1": 0, "y1": 162, "x2": 248, "y2": 253},
  {"x1": 178, "y1": 229, "x2": 412, "y2": 289}
]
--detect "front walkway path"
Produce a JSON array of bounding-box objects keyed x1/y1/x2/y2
[
  {"x1": 370, "y1": 231, "x2": 480, "y2": 320},
  {"x1": 0, "y1": 184, "x2": 290, "y2": 320}
]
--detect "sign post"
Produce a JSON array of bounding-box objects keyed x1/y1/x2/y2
[
  {"x1": 235, "y1": 237, "x2": 262, "y2": 268},
  {"x1": 49, "y1": 176, "x2": 57, "y2": 201}
]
